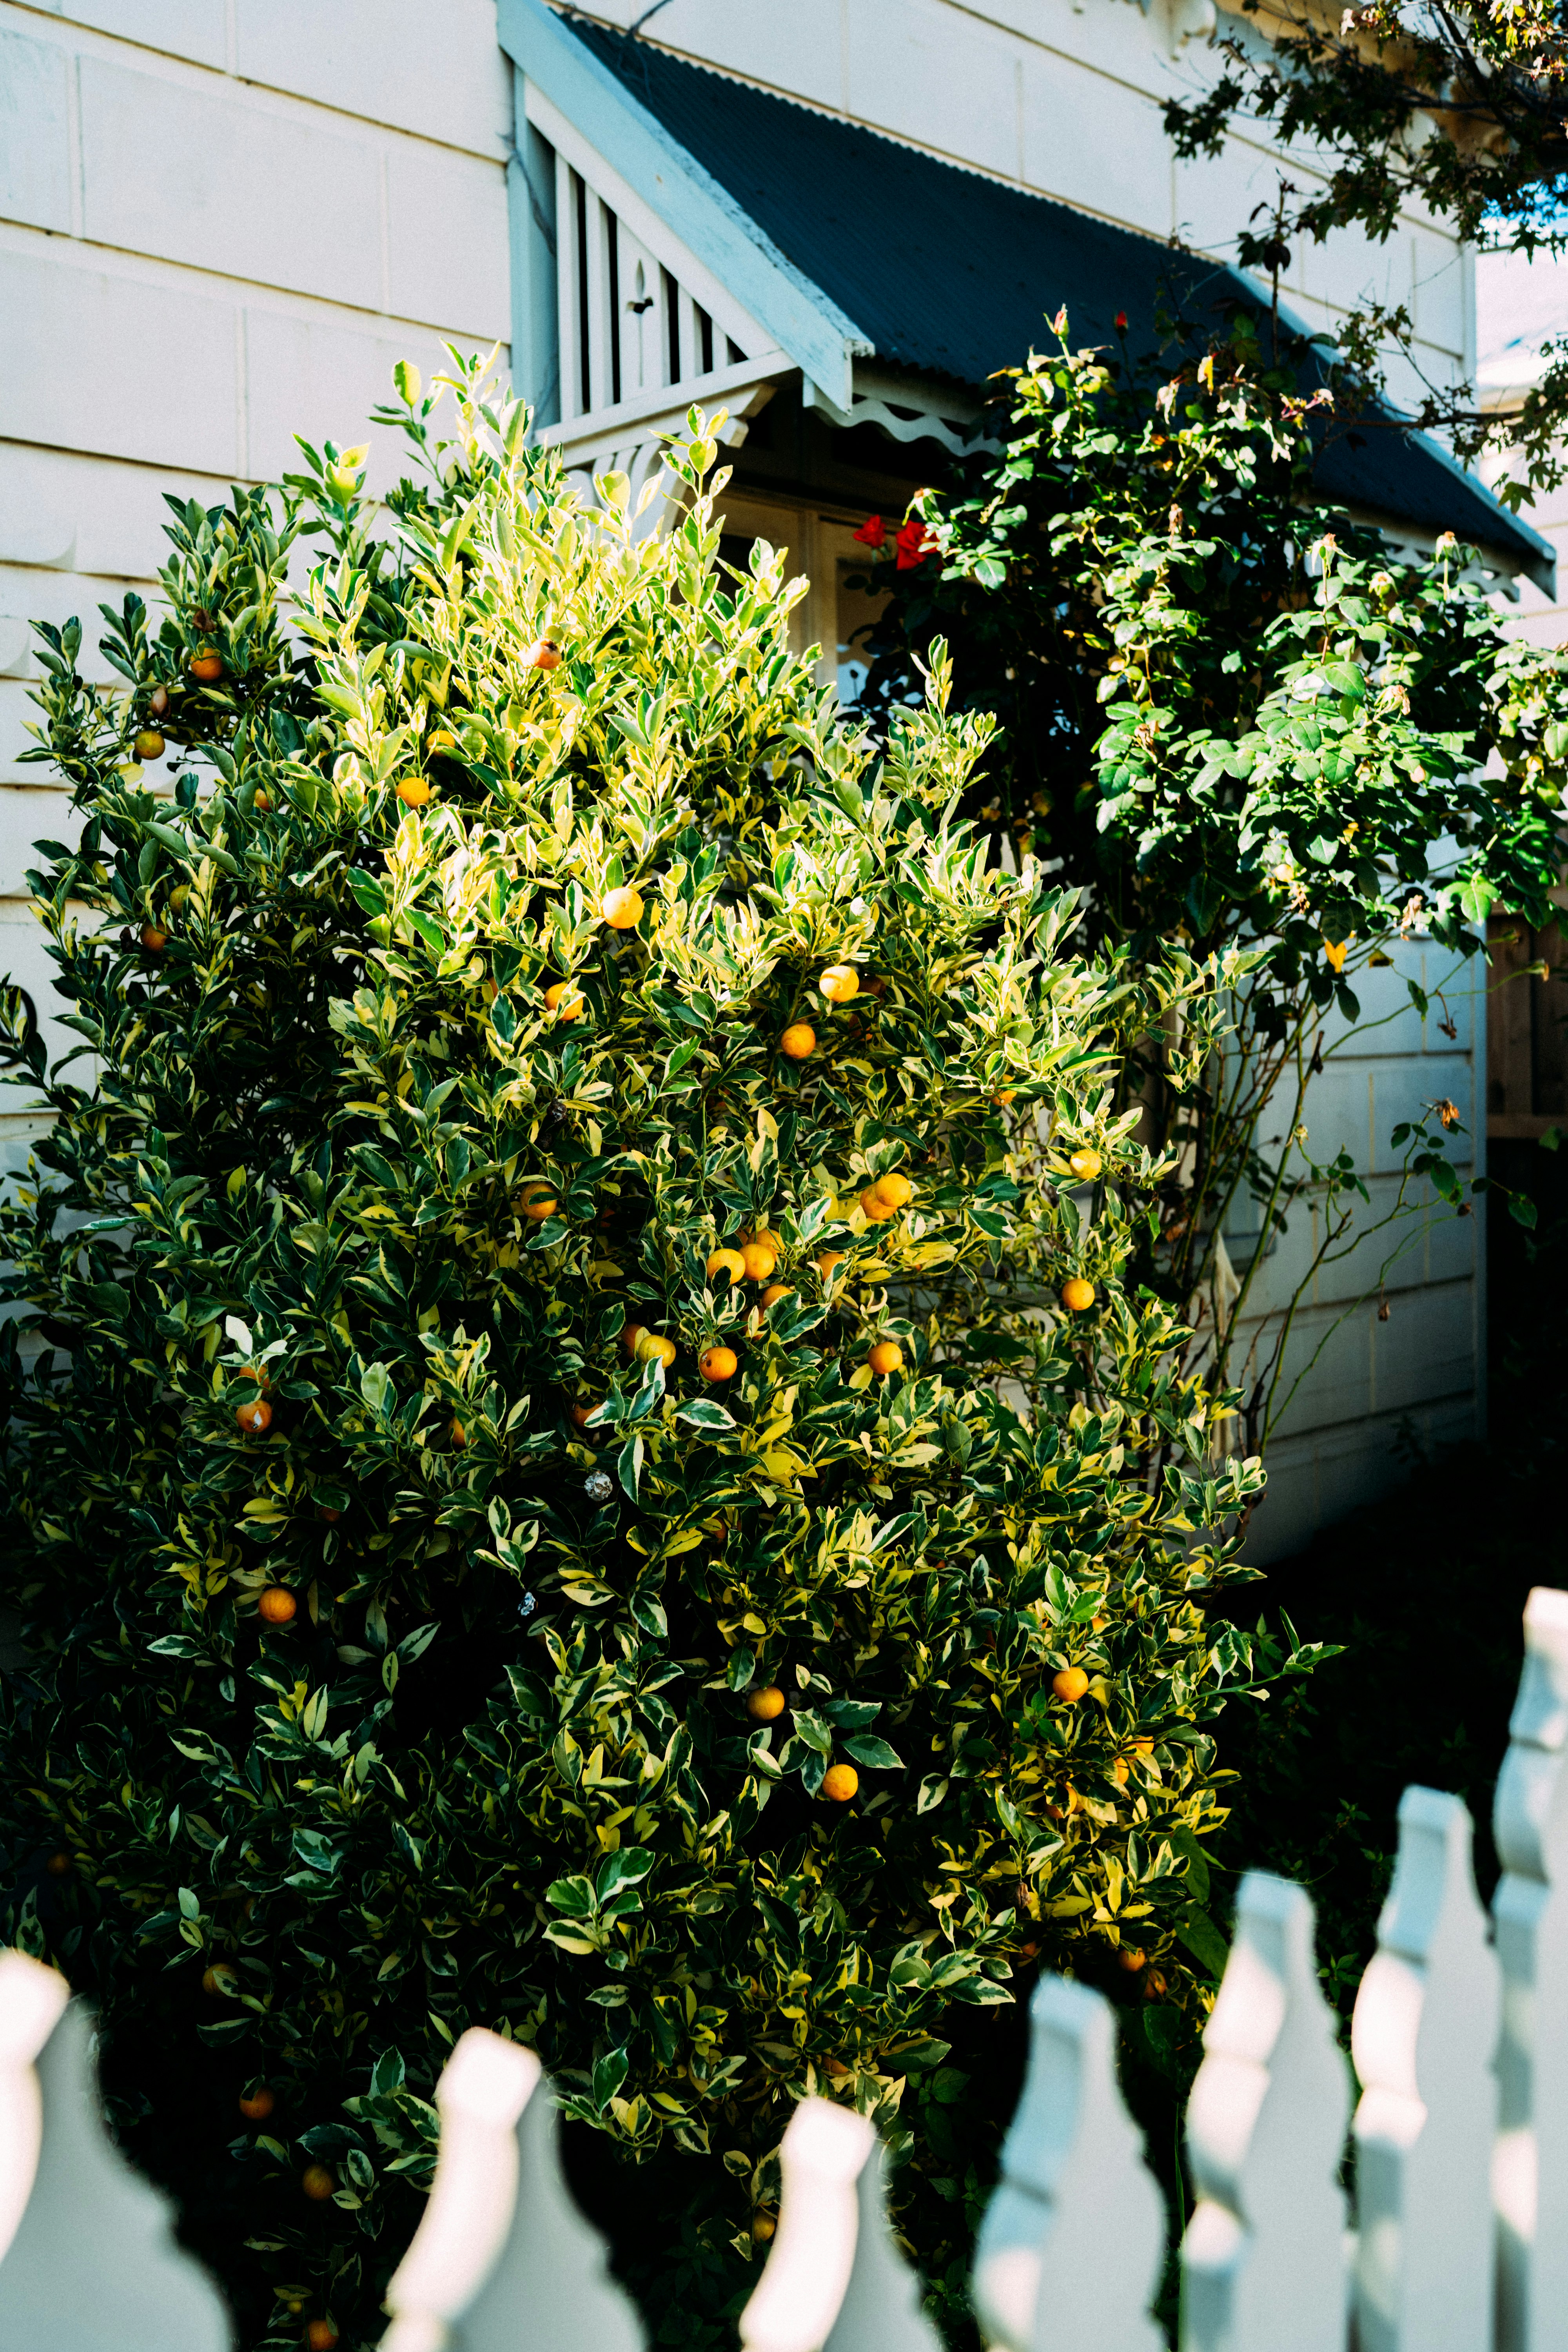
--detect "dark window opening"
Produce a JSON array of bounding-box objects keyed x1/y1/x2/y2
[
  {"x1": 606, "y1": 211, "x2": 621, "y2": 408},
  {"x1": 573, "y1": 174, "x2": 590, "y2": 414},
  {"x1": 698, "y1": 306, "x2": 713, "y2": 376},
  {"x1": 664, "y1": 269, "x2": 680, "y2": 383},
  {"x1": 726, "y1": 336, "x2": 743, "y2": 366}
]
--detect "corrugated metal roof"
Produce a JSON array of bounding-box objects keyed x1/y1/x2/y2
[{"x1": 557, "y1": 11, "x2": 1553, "y2": 588}]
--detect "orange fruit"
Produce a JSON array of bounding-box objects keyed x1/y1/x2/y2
[
  {"x1": 740, "y1": 1239, "x2": 778, "y2": 1281},
  {"x1": 752, "y1": 2214, "x2": 777, "y2": 2243},
  {"x1": 429, "y1": 730, "x2": 457, "y2": 755},
  {"x1": 306, "y1": 2324, "x2": 339, "y2": 2352},
  {"x1": 316, "y1": 1505, "x2": 341, "y2": 1523},
  {"x1": 239, "y1": 2087, "x2": 275, "y2": 2120},
  {"x1": 201, "y1": 1965, "x2": 235, "y2": 1996},
  {"x1": 993, "y1": 1089, "x2": 1017, "y2": 1107},
  {"x1": 140, "y1": 924, "x2": 167, "y2": 953},
  {"x1": 396, "y1": 775, "x2": 432, "y2": 807},
  {"x1": 780, "y1": 1022, "x2": 816, "y2": 1059},
  {"x1": 518, "y1": 1182, "x2": 557, "y2": 1221},
  {"x1": 699, "y1": 1345, "x2": 737, "y2": 1382},
  {"x1": 1053, "y1": 1666, "x2": 1089, "y2": 1703},
  {"x1": 621, "y1": 1322, "x2": 647, "y2": 1357},
  {"x1": 1060, "y1": 1277, "x2": 1095, "y2": 1313},
  {"x1": 189, "y1": 650, "x2": 223, "y2": 682},
  {"x1": 1132, "y1": 1737, "x2": 1155, "y2": 1759},
  {"x1": 872, "y1": 1172, "x2": 913, "y2": 1209},
  {"x1": 706, "y1": 1248, "x2": 746, "y2": 1283},
  {"x1": 746, "y1": 1686, "x2": 786, "y2": 1721},
  {"x1": 45, "y1": 1851, "x2": 71, "y2": 1876},
  {"x1": 1068, "y1": 1149, "x2": 1102, "y2": 1181},
  {"x1": 822, "y1": 1763, "x2": 859, "y2": 1802},
  {"x1": 169, "y1": 885, "x2": 190, "y2": 913},
  {"x1": 149, "y1": 684, "x2": 170, "y2": 718},
  {"x1": 544, "y1": 982, "x2": 584, "y2": 1018},
  {"x1": 133, "y1": 728, "x2": 165, "y2": 760},
  {"x1": 1118, "y1": 1948, "x2": 1147, "y2": 1973},
  {"x1": 636, "y1": 1332, "x2": 677, "y2": 1368},
  {"x1": 867, "y1": 1340, "x2": 903, "y2": 1376},
  {"x1": 760, "y1": 1283, "x2": 791, "y2": 1307},
  {"x1": 859, "y1": 1187, "x2": 898, "y2": 1222},
  {"x1": 819, "y1": 964, "x2": 859, "y2": 1003},
  {"x1": 450, "y1": 1419, "x2": 467, "y2": 1446},
  {"x1": 236, "y1": 1395, "x2": 272, "y2": 1436},
  {"x1": 253, "y1": 791, "x2": 272, "y2": 813},
  {"x1": 1112, "y1": 1756, "x2": 1130, "y2": 1786},
  {"x1": 525, "y1": 639, "x2": 561, "y2": 670},
  {"x1": 258, "y1": 1587, "x2": 297, "y2": 1626},
  {"x1": 815, "y1": 1251, "x2": 845, "y2": 1281},
  {"x1": 301, "y1": 2165, "x2": 335, "y2": 2201},
  {"x1": 601, "y1": 885, "x2": 644, "y2": 929},
  {"x1": 570, "y1": 1401, "x2": 596, "y2": 1428}
]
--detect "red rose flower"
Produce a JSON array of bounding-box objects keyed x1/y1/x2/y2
[
  {"x1": 895, "y1": 517, "x2": 933, "y2": 570},
  {"x1": 1115, "y1": 310, "x2": 1129, "y2": 330},
  {"x1": 853, "y1": 514, "x2": 886, "y2": 549}
]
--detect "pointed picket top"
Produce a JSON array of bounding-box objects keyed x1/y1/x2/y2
[
  {"x1": 0, "y1": 1949, "x2": 229, "y2": 2350},
  {"x1": 1493, "y1": 1586, "x2": 1568, "y2": 2352},
  {"x1": 741, "y1": 2096, "x2": 939, "y2": 2352},
  {"x1": 973, "y1": 1975, "x2": 1163, "y2": 2352},
  {"x1": 1350, "y1": 1787, "x2": 1499, "y2": 2352},
  {"x1": 382, "y1": 2028, "x2": 643, "y2": 2352},
  {"x1": 1181, "y1": 1872, "x2": 1349, "y2": 2352}
]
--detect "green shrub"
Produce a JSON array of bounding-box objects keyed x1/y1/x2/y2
[
  {"x1": 0, "y1": 360, "x2": 1312, "y2": 2346},
  {"x1": 858, "y1": 313, "x2": 1567, "y2": 1446}
]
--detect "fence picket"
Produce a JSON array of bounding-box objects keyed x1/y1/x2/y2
[
  {"x1": 1351, "y1": 1786, "x2": 1499, "y2": 2352},
  {"x1": 1493, "y1": 1584, "x2": 1568, "y2": 2352},
  {"x1": 0, "y1": 1948, "x2": 229, "y2": 2350},
  {"x1": 972, "y1": 1975, "x2": 1164, "y2": 2352},
  {"x1": 1180, "y1": 1872, "x2": 1349, "y2": 2352},
  {"x1": 381, "y1": 2025, "x2": 644, "y2": 2352},
  {"x1": 740, "y1": 2096, "x2": 939, "y2": 2352}
]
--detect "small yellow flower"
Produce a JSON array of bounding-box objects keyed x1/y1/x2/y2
[{"x1": 1322, "y1": 938, "x2": 1350, "y2": 973}]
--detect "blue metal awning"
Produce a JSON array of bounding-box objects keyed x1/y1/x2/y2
[{"x1": 501, "y1": 0, "x2": 1555, "y2": 595}]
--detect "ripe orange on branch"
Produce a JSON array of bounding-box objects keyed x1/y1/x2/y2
[
  {"x1": 258, "y1": 1587, "x2": 297, "y2": 1625},
  {"x1": 746, "y1": 1686, "x2": 786, "y2": 1721},
  {"x1": 544, "y1": 982, "x2": 584, "y2": 1018},
  {"x1": 189, "y1": 649, "x2": 223, "y2": 682},
  {"x1": 1053, "y1": 1666, "x2": 1089, "y2": 1703},
  {"x1": 133, "y1": 728, "x2": 165, "y2": 760},
  {"x1": 699, "y1": 1345, "x2": 737, "y2": 1382},
  {"x1": 706, "y1": 1248, "x2": 746, "y2": 1284},
  {"x1": 601, "y1": 885, "x2": 644, "y2": 930},
  {"x1": 822, "y1": 1763, "x2": 859, "y2": 1802},
  {"x1": 396, "y1": 775, "x2": 433, "y2": 807},
  {"x1": 780, "y1": 1022, "x2": 816, "y2": 1060},
  {"x1": 871, "y1": 1171, "x2": 913, "y2": 1209},
  {"x1": 819, "y1": 964, "x2": 859, "y2": 1002},
  {"x1": 867, "y1": 1340, "x2": 903, "y2": 1376},
  {"x1": 740, "y1": 1238, "x2": 777, "y2": 1281},
  {"x1": 235, "y1": 1395, "x2": 272, "y2": 1436},
  {"x1": 1067, "y1": 1149, "x2": 1102, "y2": 1181},
  {"x1": 1060, "y1": 1277, "x2": 1095, "y2": 1312}
]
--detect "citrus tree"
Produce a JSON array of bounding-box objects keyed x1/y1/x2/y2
[
  {"x1": 856, "y1": 311, "x2": 1568, "y2": 1452},
  {"x1": 0, "y1": 360, "x2": 1315, "y2": 2348}
]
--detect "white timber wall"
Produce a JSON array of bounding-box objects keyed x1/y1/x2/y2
[
  {"x1": 0, "y1": 0, "x2": 1484, "y2": 1558},
  {"x1": 0, "y1": 0, "x2": 513, "y2": 1159}
]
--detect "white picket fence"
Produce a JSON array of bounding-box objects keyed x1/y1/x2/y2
[{"x1": 6, "y1": 1583, "x2": 1568, "y2": 2352}]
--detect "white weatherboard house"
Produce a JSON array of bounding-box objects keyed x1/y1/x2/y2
[{"x1": 0, "y1": 0, "x2": 1551, "y2": 1557}]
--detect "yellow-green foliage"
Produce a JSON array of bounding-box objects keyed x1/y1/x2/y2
[{"x1": 0, "y1": 358, "x2": 1309, "y2": 2348}]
